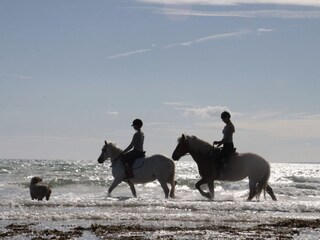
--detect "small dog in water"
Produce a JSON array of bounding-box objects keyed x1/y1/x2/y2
[{"x1": 30, "y1": 177, "x2": 52, "y2": 201}]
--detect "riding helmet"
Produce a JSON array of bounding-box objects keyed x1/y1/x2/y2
[
  {"x1": 221, "y1": 111, "x2": 231, "y2": 119},
  {"x1": 132, "y1": 119, "x2": 143, "y2": 128}
]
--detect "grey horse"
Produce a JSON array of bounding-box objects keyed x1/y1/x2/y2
[{"x1": 98, "y1": 141, "x2": 176, "y2": 198}]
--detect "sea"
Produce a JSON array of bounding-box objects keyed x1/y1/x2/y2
[{"x1": 0, "y1": 158, "x2": 320, "y2": 239}]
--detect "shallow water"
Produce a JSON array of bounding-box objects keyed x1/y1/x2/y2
[{"x1": 1, "y1": 159, "x2": 320, "y2": 239}]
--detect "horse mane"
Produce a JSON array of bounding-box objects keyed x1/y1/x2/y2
[
  {"x1": 179, "y1": 135, "x2": 215, "y2": 155},
  {"x1": 107, "y1": 142, "x2": 123, "y2": 155}
]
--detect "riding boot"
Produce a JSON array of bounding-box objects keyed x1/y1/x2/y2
[
  {"x1": 219, "y1": 158, "x2": 226, "y2": 178},
  {"x1": 124, "y1": 163, "x2": 134, "y2": 179}
]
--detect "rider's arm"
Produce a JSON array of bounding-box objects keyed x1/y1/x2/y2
[
  {"x1": 123, "y1": 133, "x2": 138, "y2": 153},
  {"x1": 123, "y1": 138, "x2": 134, "y2": 153},
  {"x1": 213, "y1": 140, "x2": 223, "y2": 146}
]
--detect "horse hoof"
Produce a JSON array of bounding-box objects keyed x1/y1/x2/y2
[
  {"x1": 107, "y1": 192, "x2": 112, "y2": 197},
  {"x1": 204, "y1": 193, "x2": 213, "y2": 199}
]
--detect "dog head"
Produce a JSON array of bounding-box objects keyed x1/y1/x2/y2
[{"x1": 30, "y1": 176, "x2": 43, "y2": 185}]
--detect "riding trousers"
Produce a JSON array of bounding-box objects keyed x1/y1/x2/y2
[
  {"x1": 220, "y1": 142, "x2": 235, "y2": 160},
  {"x1": 121, "y1": 150, "x2": 145, "y2": 167}
]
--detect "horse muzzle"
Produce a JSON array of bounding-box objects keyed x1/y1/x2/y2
[
  {"x1": 172, "y1": 153, "x2": 180, "y2": 161},
  {"x1": 97, "y1": 157, "x2": 105, "y2": 164}
]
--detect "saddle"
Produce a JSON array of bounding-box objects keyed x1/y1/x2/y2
[
  {"x1": 209, "y1": 147, "x2": 237, "y2": 160},
  {"x1": 131, "y1": 157, "x2": 145, "y2": 169},
  {"x1": 216, "y1": 148, "x2": 237, "y2": 178}
]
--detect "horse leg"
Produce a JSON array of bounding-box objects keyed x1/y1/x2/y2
[
  {"x1": 266, "y1": 185, "x2": 277, "y2": 201},
  {"x1": 168, "y1": 167, "x2": 176, "y2": 198},
  {"x1": 158, "y1": 179, "x2": 170, "y2": 199},
  {"x1": 208, "y1": 181, "x2": 214, "y2": 200},
  {"x1": 127, "y1": 181, "x2": 137, "y2": 197},
  {"x1": 196, "y1": 178, "x2": 212, "y2": 199},
  {"x1": 169, "y1": 180, "x2": 177, "y2": 198},
  {"x1": 107, "y1": 178, "x2": 122, "y2": 197},
  {"x1": 248, "y1": 180, "x2": 257, "y2": 201}
]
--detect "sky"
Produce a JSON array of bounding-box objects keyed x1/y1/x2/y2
[{"x1": 0, "y1": 0, "x2": 320, "y2": 163}]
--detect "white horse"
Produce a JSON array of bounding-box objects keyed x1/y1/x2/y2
[{"x1": 97, "y1": 141, "x2": 176, "y2": 198}]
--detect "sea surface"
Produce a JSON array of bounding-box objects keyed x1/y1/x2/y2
[{"x1": 0, "y1": 158, "x2": 320, "y2": 239}]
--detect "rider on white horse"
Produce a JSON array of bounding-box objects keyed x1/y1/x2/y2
[
  {"x1": 121, "y1": 119, "x2": 145, "y2": 179},
  {"x1": 213, "y1": 111, "x2": 236, "y2": 175}
]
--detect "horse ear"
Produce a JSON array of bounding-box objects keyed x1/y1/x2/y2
[
  {"x1": 182, "y1": 134, "x2": 185, "y2": 140},
  {"x1": 105, "y1": 140, "x2": 108, "y2": 145}
]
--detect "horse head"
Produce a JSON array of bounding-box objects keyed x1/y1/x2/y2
[
  {"x1": 97, "y1": 141, "x2": 109, "y2": 164},
  {"x1": 172, "y1": 134, "x2": 190, "y2": 161}
]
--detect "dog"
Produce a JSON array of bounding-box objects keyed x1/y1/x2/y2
[{"x1": 30, "y1": 177, "x2": 52, "y2": 201}]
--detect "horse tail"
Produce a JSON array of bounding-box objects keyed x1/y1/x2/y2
[{"x1": 256, "y1": 163, "x2": 270, "y2": 200}]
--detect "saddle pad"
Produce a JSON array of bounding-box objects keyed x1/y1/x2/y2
[{"x1": 132, "y1": 157, "x2": 145, "y2": 169}]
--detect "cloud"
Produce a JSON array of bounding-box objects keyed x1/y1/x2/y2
[
  {"x1": 164, "y1": 30, "x2": 250, "y2": 48},
  {"x1": 257, "y1": 28, "x2": 274, "y2": 32},
  {"x1": 137, "y1": 0, "x2": 320, "y2": 7},
  {"x1": 107, "y1": 111, "x2": 119, "y2": 116},
  {"x1": 152, "y1": 8, "x2": 320, "y2": 19},
  {"x1": 177, "y1": 105, "x2": 231, "y2": 119},
  {"x1": 163, "y1": 101, "x2": 194, "y2": 107},
  {"x1": 238, "y1": 113, "x2": 320, "y2": 139},
  {"x1": 106, "y1": 48, "x2": 151, "y2": 59},
  {"x1": 1, "y1": 73, "x2": 33, "y2": 80},
  {"x1": 166, "y1": 103, "x2": 320, "y2": 140},
  {"x1": 106, "y1": 30, "x2": 251, "y2": 60}
]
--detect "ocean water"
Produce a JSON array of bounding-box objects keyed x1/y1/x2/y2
[{"x1": 1, "y1": 158, "x2": 320, "y2": 239}]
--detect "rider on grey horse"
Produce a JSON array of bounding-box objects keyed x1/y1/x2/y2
[{"x1": 121, "y1": 119, "x2": 145, "y2": 179}]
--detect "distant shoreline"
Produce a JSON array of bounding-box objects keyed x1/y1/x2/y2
[{"x1": 1, "y1": 158, "x2": 320, "y2": 164}]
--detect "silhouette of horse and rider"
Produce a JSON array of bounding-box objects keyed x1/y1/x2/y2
[{"x1": 98, "y1": 113, "x2": 277, "y2": 201}]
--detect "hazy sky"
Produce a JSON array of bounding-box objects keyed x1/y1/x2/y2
[{"x1": 1, "y1": 0, "x2": 319, "y2": 162}]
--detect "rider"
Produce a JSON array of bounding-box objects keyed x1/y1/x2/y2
[
  {"x1": 213, "y1": 111, "x2": 235, "y2": 175},
  {"x1": 121, "y1": 119, "x2": 145, "y2": 179}
]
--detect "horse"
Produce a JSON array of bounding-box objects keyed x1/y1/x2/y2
[
  {"x1": 97, "y1": 141, "x2": 176, "y2": 198},
  {"x1": 172, "y1": 134, "x2": 277, "y2": 201}
]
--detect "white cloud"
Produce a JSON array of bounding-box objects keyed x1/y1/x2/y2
[
  {"x1": 167, "y1": 103, "x2": 320, "y2": 141},
  {"x1": 106, "y1": 48, "x2": 151, "y2": 59},
  {"x1": 152, "y1": 8, "x2": 320, "y2": 19},
  {"x1": 178, "y1": 106, "x2": 231, "y2": 119},
  {"x1": 137, "y1": 0, "x2": 320, "y2": 7},
  {"x1": 238, "y1": 114, "x2": 320, "y2": 139},
  {"x1": 164, "y1": 31, "x2": 250, "y2": 48},
  {"x1": 107, "y1": 111, "x2": 119, "y2": 116},
  {"x1": 257, "y1": 28, "x2": 274, "y2": 32},
  {"x1": 163, "y1": 101, "x2": 194, "y2": 107},
  {"x1": 107, "y1": 30, "x2": 251, "y2": 60}
]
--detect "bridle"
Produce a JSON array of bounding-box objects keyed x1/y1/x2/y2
[{"x1": 101, "y1": 145, "x2": 122, "y2": 167}]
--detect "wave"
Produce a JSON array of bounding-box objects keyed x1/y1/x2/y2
[
  {"x1": 1, "y1": 196, "x2": 320, "y2": 223},
  {"x1": 1, "y1": 160, "x2": 320, "y2": 202},
  {"x1": 290, "y1": 175, "x2": 320, "y2": 184}
]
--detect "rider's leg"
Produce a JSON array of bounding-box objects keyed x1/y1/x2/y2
[{"x1": 121, "y1": 153, "x2": 134, "y2": 179}]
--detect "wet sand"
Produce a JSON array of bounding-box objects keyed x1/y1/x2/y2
[{"x1": 1, "y1": 219, "x2": 319, "y2": 239}]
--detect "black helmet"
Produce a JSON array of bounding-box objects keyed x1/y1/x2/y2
[
  {"x1": 221, "y1": 111, "x2": 231, "y2": 119},
  {"x1": 132, "y1": 119, "x2": 143, "y2": 128}
]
